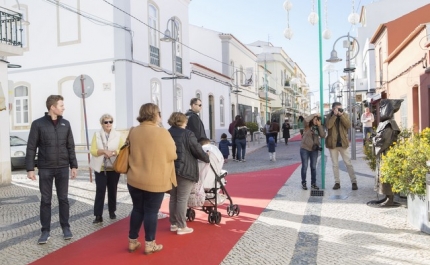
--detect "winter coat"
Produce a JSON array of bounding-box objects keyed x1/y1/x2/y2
[
  {"x1": 218, "y1": 139, "x2": 231, "y2": 157},
  {"x1": 169, "y1": 126, "x2": 210, "y2": 182},
  {"x1": 300, "y1": 126, "x2": 325, "y2": 152},
  {"x1": 282, "y1": 122, "x2": 291, "y2": 138},
  {"x1": 185, "y1": 109, "x2": 207, "y2": 141},
  {"x1": 268, "y1": 137, "x2": 276, "y2": 152},
  {"x1": 325, "y1": 112, "x2": 351, "y2": 149},
  {"x1": 25, "y1": 113, "x2": 78, "y2": 171},
  {"x1": 234, "y1": 126, "x2": 248, "y2": 140},
  {"x1": 127, "y1": 121, "x2": 177, "y2": 192},
  {"x1": 89, "y1": 129, "x2": 124, "y2": 172}
]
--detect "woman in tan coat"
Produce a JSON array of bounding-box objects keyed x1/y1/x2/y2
[{"x1": 127, "y1": 103, "x2": 177, "y2": 255}]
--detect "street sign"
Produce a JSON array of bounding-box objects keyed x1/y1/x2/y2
[{"x1": 73, "y1": 75, "x2": 94, "y2": 98}]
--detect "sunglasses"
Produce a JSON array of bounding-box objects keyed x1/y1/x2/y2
[{"x1": 103, "y1": 121, "x2": 113, "y2": 124}]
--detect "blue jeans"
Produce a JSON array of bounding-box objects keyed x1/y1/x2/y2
[
  {"x1": 300, "y1": 148, "x2": 318, "y2": 185},
  {"x1": 94, "y1": 170, "x2": 120, "y2": 216},
  {"x1": 38, "y1": 167, "x2": 70, "y2": 232},
  {"x1": 169, "y1": 176, "x2": 194, "y2": 228},
  {"x1": 235, "y1": 138, "x2": 247, "y2": 160},
  {"x1": 363, "y1": 127, "x2": 373, "y2": 140},
  {"x1": 127, "y1": 184, "x2": 164, "y2": 241}
]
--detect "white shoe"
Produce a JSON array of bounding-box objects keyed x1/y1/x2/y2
[
  {"x1": 170, "y1": 225, "x2": 178, "y2": 232},
  {"x1": 177, "y1": 227, "x2": 193, "y2": 235}
]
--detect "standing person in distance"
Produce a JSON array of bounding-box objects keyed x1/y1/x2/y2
[
  {"x1": 218, "y1": 133, "x2": 232, "y2": 163},
  {"x1": 268, "y1": 136, "x2": 277, "y2": 161},
  {"x1": 234, "y1": 118, "x2": 248, "y2": 162},
  {"x1": 282, "y1": 118, "x2": 291, "y2": 145},
  {"x1": 269, "y1": 118, "x2": 280, "y2": 144},
  {"x1": 126, "y1": 103, "x2": 177, "y2": 254},
  {"x1": 185, "y1": 98, "x2": 206, "y2": 141},
  {"x1": 264, "y1": 120, "x2": 271, "y2": 145},
  {"x1": 89, "y1": 114, "x2": 124, "y2": 224},
  {"x1": 25, "y1": 95, "x2": 78, "y2": 245},
  {"x1": 326, "y1": 102, "x2": 358, "y2": 190},
  {"x1": 360, "y1": 107, "x2": 374, "y2": 143},
  {"x1": 168, "y1": 112, "x2": 209, "y2": 235},
  {"x1": 228, "y1": 115, "x2": 241, "y2": 161},
  {"x1": 300, "y1": 114, "x2": 325, "y2": 190}
]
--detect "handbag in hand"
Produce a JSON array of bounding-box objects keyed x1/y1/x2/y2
[{"x1": 113, "y1": 127, "x2": 134, "y2": 174}]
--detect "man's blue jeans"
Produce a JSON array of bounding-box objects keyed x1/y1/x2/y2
[
  {"x1": 127, "y1": 184, "x2": 164, "y2": 241},
  {"x1": 300, "y1": 148, "x2": 318, "y2": 185},
  {"x1": 38, "y1": 167, "x2": 70, "y2": 232}
]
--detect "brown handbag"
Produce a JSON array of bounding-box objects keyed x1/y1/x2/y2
[{"x1": 113, "y1": 127, "x2": 134, "y2": 174}]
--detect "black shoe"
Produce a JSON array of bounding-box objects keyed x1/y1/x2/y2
[
  {"x1": 311, "y1": 184, "x2": 320, "y2": 190},
  {"x1": 63, "y1": 227, "x2": 73, "y2": 240},
  {"x1": 93, "y1": 216, "x2": 103, "y2": 224},
  {"x1": 352, "y1": 183, "x2": 358, "y2": 190},
  {"x1": 333, "y1": 183, "x2": 340, "y2": 190},
  {"x1": 37, "y1": 231, "x2": 50, "y2": 245},
  {"x1": 109, "y1": 212, "x2": 117, "y2": 219},
  {"x1": 301, "y1": 182, "x2": 307, "y2": 190}
]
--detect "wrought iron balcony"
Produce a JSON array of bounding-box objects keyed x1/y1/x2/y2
[
  {"x1": 176, "y1": 56, "x2": 182, "y2": 74},
  {"x1": 0, "y1": 8, "x2": 23, "y2": 47},
  {"x1": 149, "y1": 45, "x2": 160, "y2": 66}
]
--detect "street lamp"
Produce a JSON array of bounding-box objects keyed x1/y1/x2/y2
[
  {"x1": 326, "y1": 33, "x2": 360, "y2": 159},
  {"x1": 160, "y1": 17, "x2": 179, "y2": 111},
  {"x1": 230, "y1": 70, "x2": 251, "y2": 118}
]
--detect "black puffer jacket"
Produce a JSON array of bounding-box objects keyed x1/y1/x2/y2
[
  {"x1": 25, "y1": 113, "x2": 78, "y2": 171},
  {"x1": 185, "y1": 110, "x2": 207, "y2": 141},
  {"x1": 168, "y1": 126, "x2": 209, "y2": 182}
]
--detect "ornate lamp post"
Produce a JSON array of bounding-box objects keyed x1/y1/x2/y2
[{"x1": 230, "y1": 70, "x2": 251, "y2": 118}]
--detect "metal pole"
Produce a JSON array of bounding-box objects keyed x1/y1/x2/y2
[
  {"x1": 317, "y1": 0, "x2": 325, "y2": 189},
  {"x1": 171, "y1": 19, "x2": 177, "y2": 112},
  {"x1": 236, "y1": 71, "x2": 239, "y2": 116},
  {"x1": 265, "y1": 60, "x2": 268, "y2": 122},
  {"x1": 347, "y1": 34, "x2": 356, "y2": 160},
  {"x1": 80, "y1": 75, "x2": 92, "y2": 182}
]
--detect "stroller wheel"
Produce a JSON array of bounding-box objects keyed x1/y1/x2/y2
[
  {"x1": 233, "y1": 205, "x2": 240, "y2": 216},
  {"x1": 208, "y1": 211, "x2": 216, "y2": 224},
  {"x1": 215, "y1": 211, "x2": 222, "y2": 224},
  {"x1": 189, "y1": 209, "x2": 196, "y2": 221},
  {"x1": 227, "y1": 205, "x2": 234, "y2": 217}
]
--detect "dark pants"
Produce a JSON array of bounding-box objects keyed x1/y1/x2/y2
[
  {"x1": 300, "y1": 148, "x2": 318, "y2": 185},
  {"x1": 265, "y1": 133, "x2": 271, "y2": 144},
  {"x1": 94, "y1": 170, "x2": 120, "y2": 216},
  {"x1": 38, "y1": 167, "x2": 70, "y2": 232},
  {"x1": 231, "y1": 137, "x2": 236, "y2": 159},
  {"x1": 235, "y1": 138, "x2": 247, "y2": 160},
  {"x1": 128, "y1": 184, "x2": 164, "y2": 241},
  {"x1": 272, "y1": 133, "x2": 278, "y2": 143}
]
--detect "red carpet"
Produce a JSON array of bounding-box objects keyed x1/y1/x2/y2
[
  {"x1": 289, "y1": 133, "x2": 302, "y2": 142},
  {"x1": 31, "y1": 164, "x2": 299, "y2": 265}
]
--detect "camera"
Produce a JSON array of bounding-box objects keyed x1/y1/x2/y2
[{"x1": 338, "y1": 108, "x2": 344, "y2": 113}]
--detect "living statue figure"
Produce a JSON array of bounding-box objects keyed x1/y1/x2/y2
[{"x1": 367, "y1": 99, "x2": 403, "y2": 207}]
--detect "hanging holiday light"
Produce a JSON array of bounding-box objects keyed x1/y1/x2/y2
[
  {"x1": 283, "y1": 0, "x2": 293, "y2": 40},
  {"x1": 348, "y1": 0, "x2": 360, "y2": 25},
  {"x1": 308, "y1": 0, "x2": 318, "y2": 25},
  {"x1": 322, "y1": 0, "x2": 331, "y2": 39}
]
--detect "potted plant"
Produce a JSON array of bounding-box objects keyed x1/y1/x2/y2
[
  {"x1": 245, "y1": 122, "x2": 258, "y2": 141},
  {"x1": 379, "y1": 127, "x2": 430, "y2": 234}
]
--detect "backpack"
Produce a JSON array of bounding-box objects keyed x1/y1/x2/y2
[{"x1": 236, "y1": 127, "x2": 246, "y2": 140}]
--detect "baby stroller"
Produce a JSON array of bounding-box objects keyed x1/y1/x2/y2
[{"x1": 186, "y1": 144, "x2": 240, "y2": 224}]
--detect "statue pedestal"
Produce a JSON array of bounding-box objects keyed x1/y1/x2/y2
[{"x1": 407, "y1": 194, "x2": 430, "y2": 234}]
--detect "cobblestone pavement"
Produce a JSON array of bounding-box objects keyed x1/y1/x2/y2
[{"x1": 2, "y1": 132, "x2": 430, "y2": 265}]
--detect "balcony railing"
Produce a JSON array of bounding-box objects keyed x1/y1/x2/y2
[
  {"x1": 0, "y1": 8, "x2": 23, "y2": 47},
  {"x1": 149, "y1": 45, "x2": 160, "y2": 66},
  {"x1": 259, "y1": 86, "x2": 277, "y2": 94}
]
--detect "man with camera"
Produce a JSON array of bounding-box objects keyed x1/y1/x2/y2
[{"x1": 326, "y1": 102, "x2": 358, "y2": 190}]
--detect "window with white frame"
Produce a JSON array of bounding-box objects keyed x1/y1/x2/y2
[
  {"x1": 151, "y1": 80, "x2": 161, "y2": 108},
  {"x1": 220, "y1": 97, "x2": 225, "y2": 125},
  {"x1": 57, "y1": 0, "x2": 80, "y2": 45},
  {"x1": 14, "y1": 86, "x2": 29, "y2": 125},
  {"x1": 148, "y1": 3, "x2": 160, "y2": 66},
  {"x1": 176, "y1": 86, "x2": 182, "y2": 112}
]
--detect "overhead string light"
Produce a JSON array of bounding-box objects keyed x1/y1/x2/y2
[
  {"x1": 308, "y1": 0, "x2": 318, "y2": 26},
  {"x1": 348, "y1": 0, "x2": 360, "y2": 25},
  {"x1": 283, "y1": 0, "x2": 293, "y2": 40},
  {"x1": 322, "y1": 0, "x2": 331, "y2": 39}
]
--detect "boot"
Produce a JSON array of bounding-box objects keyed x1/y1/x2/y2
[
  {"x1": 144, "y1": 240, "x2": 163, "y2": 255},
  {"x1": 269, "y1": 153, "x2": 273, "y2": 161},
  {"x1": 273, "y1": 152, "x2": 276, "y2": 162},
  {"x1": 128, "y1": 238, "x2": 141, "y2": 253}
]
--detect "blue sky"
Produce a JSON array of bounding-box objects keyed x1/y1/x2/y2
[{"x1": 189, "y1": 0, "x2": 375, "y2": 106}]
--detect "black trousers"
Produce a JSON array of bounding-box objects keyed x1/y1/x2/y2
[
  {"x1": 39, "y1": 167, "x2": 70, "y2": 232},
  {"x1": 94, "y1": 170, "x2": 121, "y2": 216},
  {"x1": 231, "y1": 137, "x2": 237, "y2": 158}
]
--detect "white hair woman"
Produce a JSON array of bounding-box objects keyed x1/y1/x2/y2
[{"x1": 89, "y1": 114, "x2": 124, "y2": 224}]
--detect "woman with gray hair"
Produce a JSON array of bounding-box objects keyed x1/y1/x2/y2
[{"x1": 89, "y1": 114, "x2": 124, "y2": 224}]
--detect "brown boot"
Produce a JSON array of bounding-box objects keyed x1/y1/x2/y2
[
  {"x1": 144, "y1": 240, "x2": 163, "y2": 255},
  {"x1": 128, "y1": 238, "x2": 141, "y2": 253}
]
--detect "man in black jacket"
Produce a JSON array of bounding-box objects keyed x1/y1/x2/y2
[
  {"x1": 25, "y1": 95, "x2": 78, "y2": 245},
  {"x1": 185, "y1": 98, "x2": 207, "y2": 141}
]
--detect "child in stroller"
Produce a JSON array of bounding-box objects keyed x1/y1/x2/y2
[{"x1": 186, "y1": 138, "x2": 240, "y2": 224}]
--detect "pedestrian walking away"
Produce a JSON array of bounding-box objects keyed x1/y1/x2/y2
[
  {"x1": 326, "y1": 102, "x2": 358, "y2": 191},
  {"x1": 218, "y1": 133, "x2": 232, "y2": 163},
  {"x1": 185, "y1": 98, "x2": 207, "y2": 142},
  {"x1": 25, "y1": 95, "x2": 78, "y2": 245},
  {"x1": 300, "y1": 113, "x2": 325, "y2": 190},
  {"x1": 89, "y1": 114, "x2": 125, "y2": 224},
  {"x1": 233, "y1": 118, "x2": 248, "y2": 162},
  {"x1": 228, "y1": 115, "x2": 241, "y2": 161},
  {"x1": 126, "y1": 103, "x2": 177, "y2": 255},
  {"x1": 269, "y1": 118, "x2": 280, "y2": 143},
  {"x1": 268, "y1": 136, "x2": 277, "y2": 161}
]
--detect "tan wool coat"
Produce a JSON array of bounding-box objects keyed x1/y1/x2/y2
[
  {"x1": 325, "y1": 113, "x2": 351, "y2": 149},
  {"x1": 127, "y1": 121, "x2": 177, "y2": 192}
]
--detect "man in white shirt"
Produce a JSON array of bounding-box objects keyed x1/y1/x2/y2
[{"x1": 360, "y1": 107, "x2": 374, "y2": 143}]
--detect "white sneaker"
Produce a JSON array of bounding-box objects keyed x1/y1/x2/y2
[
  {"x1": 177, "y1": 227, "x2": 193, "y2": 235},
  {"x1": 170, "y1": 225, "x2": 178, "y2": 232}
]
